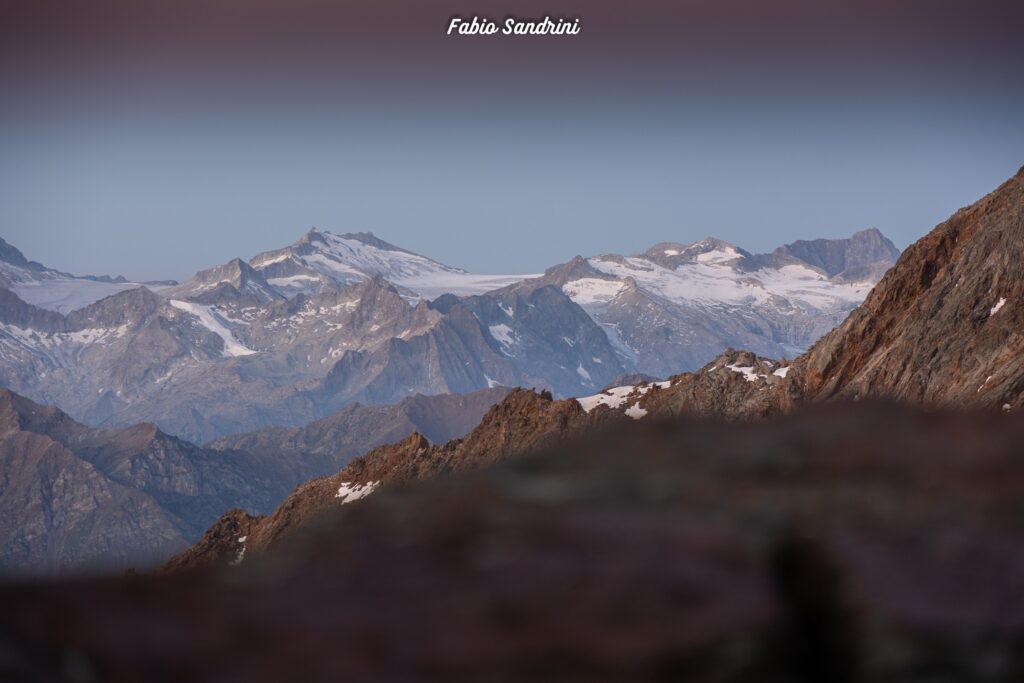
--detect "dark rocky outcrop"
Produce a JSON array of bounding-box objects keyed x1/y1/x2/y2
[
  {"x1": 0, "y1": 287, "x2": 66, "y2": 332},
  {"x1": 0, "y1": 388, "x2": 281, "y2": 574}
]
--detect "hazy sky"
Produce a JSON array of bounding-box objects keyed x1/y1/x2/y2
[{"x1": 1, "y1": 1, "x2": 1022, "y2": 281}]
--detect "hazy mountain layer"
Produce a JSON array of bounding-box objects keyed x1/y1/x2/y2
[
  {"x1": 0, "y1": 274, "x2": 619, "y2": 442},
  {"x1": 0, "y1": 386, "x2": 508, "y2": 574},
  {"x1": 0, "y1": 229, "x2": 894, "y2": 441}
]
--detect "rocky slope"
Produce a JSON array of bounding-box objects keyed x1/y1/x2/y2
[
  {"x1": 0, "y1": 386, "x2": 508, "y2": 575},
  {"x1": 0, "y1": 388, "x2": 283, "y2": 574},
  {"x1": 748, "y1": 227, "x2": 899, "y2": 283},
  {"x1": 10, "y1": 401, "x2": 1024, "y2": 681},
  {"x1": 162, "y1": 257, "x2": 283, "y2": 305},
  {"x1": 795, "y1": 166, "x2": 1024, "y2": 408}
]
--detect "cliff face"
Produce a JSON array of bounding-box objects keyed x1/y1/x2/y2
[
  {"x1": 751, "y1": 227, "x2": 900, "y2": 283},
  {"x1": 797, "y1": 167, "x2": 1024, "y2": 408}
]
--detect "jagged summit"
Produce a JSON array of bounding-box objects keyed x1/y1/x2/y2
[
  {"x1": 327, "y1": 229, "x2": 415, "y2": 255},
  {"x1": 163, "y1": 256, "x2": 283, "y2": 304},
  {"x1": 298, "y1": 227, "x2": 399, "y2": 251},
  {"x1": 641, "y1": 236, "x2": 749, "y2": 267},
  {"x1": 165, "y1": 168, "x2": 1024, "y2": 577},
  {"x1": 0, "y1": 224, "x2": 897, "y2": 445},
  {"x1": 747, "y1": 227, "x2": 900, "y2": 282}
]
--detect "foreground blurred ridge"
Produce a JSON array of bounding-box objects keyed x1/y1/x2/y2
[{"x1": 1, "y1": 401, "x2": 1022, "y2": 681}]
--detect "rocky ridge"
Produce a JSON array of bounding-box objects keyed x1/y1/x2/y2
[
  {"x1": 172, "y1": 167, "x2": 1024, "y2": 570},
  {"x1": 167, "y1": 348, "x2": 787, "y2": 570}
]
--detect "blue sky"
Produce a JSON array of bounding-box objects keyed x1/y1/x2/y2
[{"x1": 1, "y1": 1, "x2": 1022, "y2": 281}]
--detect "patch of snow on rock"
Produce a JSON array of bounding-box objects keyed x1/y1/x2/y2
[
  {"x1": 577, "y1": 385, "x2": 636, "y2": 413},
  {"x1": 625, "y1": 402, "x2": 648, "y2": 419},
  {"x1": 562, "y1": 278, "x2": 628, "y2": 306},
  {"x1": 725, "y1": 363, "x2": 762, "y2": 382},
  {"x1": 488, "y1": 324, "x2": 515, "y2": 351},
  {"x1": 695, "y1": 247, "x2": 741, "y2": 264},
  {"x1": 169, "y1": 300, "x2": 257, "y2": 357},
  {"x1": 335, "y1": 481, "x2": 379, "y2": 503}
]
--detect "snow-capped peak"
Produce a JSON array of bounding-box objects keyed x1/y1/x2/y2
[{"x1": 250, "y1": 228, "x2": 534, "y2": 300}]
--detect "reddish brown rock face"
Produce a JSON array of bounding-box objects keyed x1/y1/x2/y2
[{"x1": 797, "y1": 167, "x2": 1024, "y2": 409}]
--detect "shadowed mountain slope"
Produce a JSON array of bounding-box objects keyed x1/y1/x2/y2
[{"x1": 0, "y1": 386, "x2": 509, "y2": 575}]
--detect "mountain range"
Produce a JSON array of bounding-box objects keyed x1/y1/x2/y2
[
  {"x1": 0, "y1": 222, "x2": 900, "y2": 573},
  {"x1": 0, "y1": 165, "x2": 1019, "y2": 605},
  {"x1": 0, "y1": 227, "x2": 897, "y2": 443},
  {"x1": 168, "y1": 166, "x2": 1024, "y2": 571},
  {"x1": 8, "y1": 169, "x2": 1024, "y2": 680}
]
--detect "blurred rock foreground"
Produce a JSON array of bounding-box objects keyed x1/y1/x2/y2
[{"x1": 1, "y1": 401, "x2": 1023, "y2": 681}]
